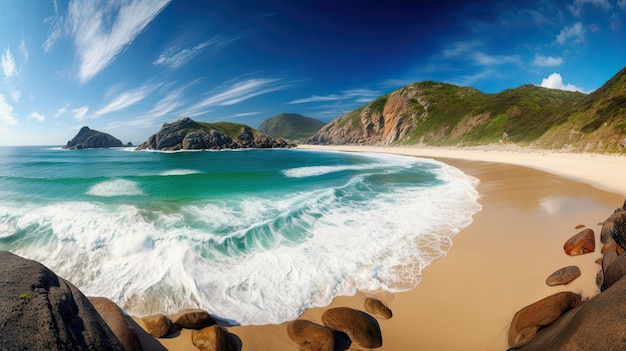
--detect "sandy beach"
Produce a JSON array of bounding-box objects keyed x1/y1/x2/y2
[{"x1": 136, "y1": 144, "x2": 626, "y2": 350}]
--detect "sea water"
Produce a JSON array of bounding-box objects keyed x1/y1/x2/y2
[{"x1": 0, "y1": 146, "x2": 481, "y2": 325}]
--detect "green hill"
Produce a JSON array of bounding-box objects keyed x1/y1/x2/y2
[{"x1": 258, "y1": 113, "x2": 325, "y2": 141}]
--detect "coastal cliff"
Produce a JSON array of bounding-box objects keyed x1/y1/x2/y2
[
  {"x1": 63, "y1": 126, "x2": 125, "y2": 149},
  {"x1": 136, "y1": 117, "x2": 291, "y2": 151}
]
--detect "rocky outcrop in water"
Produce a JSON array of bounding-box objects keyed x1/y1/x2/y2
[
  {"x1": 0, "y1": 251, "x2": 125, "y2": 350},
  {"x1": 136, "y1": 117, "x2": 291, "y2": 151},
  {"x1": 63, "y1": 126, "x2": 125, "y2": 149}
]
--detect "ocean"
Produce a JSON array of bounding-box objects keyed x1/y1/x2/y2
[{"x1": 0, "y1": 146, "x2": 481, "y2": 325}]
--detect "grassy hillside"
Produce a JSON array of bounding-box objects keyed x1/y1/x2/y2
[{"x1": 258, "y1": 113, "x2": 325, "y2": 141}]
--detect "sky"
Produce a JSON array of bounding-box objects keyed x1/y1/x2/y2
[{"x1": 0, "y1": 0, "x2": 625, "y2": 146}]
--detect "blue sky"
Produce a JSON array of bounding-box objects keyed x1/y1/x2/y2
[{"x1": 0, "y1": 0, "x2": 625, "y2": 146}]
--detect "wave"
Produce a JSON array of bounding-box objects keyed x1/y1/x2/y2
[
  {"x1": 159, "y1": 169, "x2": 201, "y2": 176},
  {"x1": 86, "y1": 179, "x2": 143, "y2": 197},
  {"x1": 282, "y1": 165, "x2": 373, "y2": 178}
]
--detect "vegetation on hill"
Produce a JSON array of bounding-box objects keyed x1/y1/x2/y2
[{"x1": 258, "y1": 113, "x2": 325, "y2": 141}]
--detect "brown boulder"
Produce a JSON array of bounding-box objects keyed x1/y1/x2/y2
[
  {"x1": 600, "y1": 211, "x2": 622, "y2": 244},
  {"x1": 364, "y1": 298, "x2": 393, "y2": 320},
  {"x1": 602, "y1": 251, "x2": 626, "y2": 290},
  {"x1": 545, "y1": 266, "x2": 581, "y2": 286},
  {"x1": 508, "y1": 291, "x2": 582, "y2": 348},
  {"x1": 191, "y1": 325, "x2": 236, "y2": 351},
  {"x1": 322, "y1": 307, "x2": 382, "y2": 349},
  {"x1": 170, "y1": 309, "x2": 216, "y2": 329},
  {"x1": 574, "y1": 224, "x2": 585, "y2": 229},
  {"x1": 287, "y1": 319, "x2": 335, "y2": 351},
  {"x1": 563, "y1": 228, "x2": 595, "y2": 256},
  {"x1": 611, "y1": 211, "x2": 626, "y2": 250},
  {"x1": 89, "y1": 296, "x2": 142, "y2": 351},
  {"x1": 142, "y1": 314, "x2": 173, "y2": 338}
]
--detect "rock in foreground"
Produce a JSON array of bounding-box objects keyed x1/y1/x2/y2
[
  {"x1": 287, "y1": 319, "x2": 335, "y2": 351},
  {"x1": 64, "y1": 126, "x2": 124, "y2": 149},
  {"x1": 322, "y1": 307, "x2": 382, "y2": 349},
  {"x1": 0, "y1": 251, "x2": 125, "y2": 350},
  {"x1": 563, "y1": 228, "x2": 595, "y2": 256}
]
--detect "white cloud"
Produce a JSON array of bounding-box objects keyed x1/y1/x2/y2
[
  {"x1": 2, "y1": 48, "x2": 18, "y2": 79},
  {"x1": 72, "y1": 106, "x2": 89, "y2": 121},
  {"x1": 182, "y1": 78, "x2": 292, "y2": 116},
  {"x1": 0, "y1": 95, "x2": 18, "y2": 128},
  {"x1": 472, "y1": 52, "x2": 521, "y2": 65},
  {"x1": 568, "y1": 0, "x2": 612, "y2": 16},
  {"x1": 94, "y1": 84, "x2": 155, "y2": 117},
  {"x1": 55, "y1": 105, "x2": 69, "y2": 118},
  {"x1": 442, "y1": 41, "x2": 519, "y2": 66},
  {"x1": 154, "y1": 36, "x2": 242, "y2": 70},
  {"x1": 68, "y1": 0, "x2": 172, "y2": 82},
  {"x1": 28, "y1": 112, "x2": 46, "y2": 122},
  {"x1": 556, "y1": 22, "x2": 585, "y2": 45},
  {"x1": 42, "y1": 15, "x2": 64, "y2": 53},
  {"x1": 289, "y1": 88, "x2": 380, "y2": 104},
  {"x1": 19, "y1": 39, "x2": 28, "y2": 62},
  {"x1": 9, "y1": 88, "x2": 21, "y2": 103},
  {"x1": 539, "y1": 73, "x2": 584, "y2": 92},
  {"x1": 532, "y1": 53, "x2": 563, "y2": 67}
]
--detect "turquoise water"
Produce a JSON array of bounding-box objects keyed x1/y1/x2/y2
[{"x1": 0, "y1": 146, "x2": 481, "y2": 324}]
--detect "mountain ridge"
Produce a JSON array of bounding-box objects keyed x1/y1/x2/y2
[{"x1": 258, "y1": 113, "x2": 325, "y2": 142}]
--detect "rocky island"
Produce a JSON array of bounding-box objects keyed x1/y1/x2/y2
[
  {"x1": 135, "y1": 117, "x2": 292, "y2": 151},
  {"x1": 63, "y1": 126, "x2": 126, "y2": 149}
]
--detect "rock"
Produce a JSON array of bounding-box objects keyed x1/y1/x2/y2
[
  {"x1": 191, "y1": 325, "x2": 236, "y2": 351},
  {"x1": 602, "y1": 251, "x2": 626, "y2": 290},
  {"x1": 545, "y1": 266, "x2": 581, "y2": 286},
  {"x1": 601, "y1": 237, "x2": 619, "y2": 253},
  {"x1": 595, "y1": 258, "x2": 602, "y2": 265},
  {"x1": 364, "y1": 298, "x2": 393, "y2": 320},
  {"x1": 508, "y1": 276, "x2": 626, "y2": 350},
  {"x1": 596, "y1": 269, "x2": 604, "y2": 287},
  {"x1": 610, "y1": 211, "x2": 626, "y2": 250},
  {"x1": 63, "y1": 126, "x2": 124, "y2": 149},
  {"x1": 600, "y1": 209, "x2": 624, "y2": 244},
  {"x1": 287, "y1": 319, "x2": 335, "y2": 351},
  {"x1": 89, "y1": 296, "x2": 142, "y2": 351},
  {"x1": 508, "y1": 291, "x2": 582, "y2": 348},
  {"x1": 169, "y1": 308, "x2": 216, "y2": 329},
  {"x1": 142, "y1": 314, "x2": 173, "y2": 338},
  {"x1": 0, "y1": 251, "x2": 125, "y2": 351},
  {"x1": 321, "y1": 307, "x2": 382, "y2": 349},
  {"x1": 574, "y1": 224, "x2": 585, "y2": 229},
  {"x1": 563, "y1": 228, "x2": 595, "y2": 256}
]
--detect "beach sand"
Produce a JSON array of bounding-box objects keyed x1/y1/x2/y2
[{"x1": 135, "y1": 145, "x2": 626, "y2": 350}]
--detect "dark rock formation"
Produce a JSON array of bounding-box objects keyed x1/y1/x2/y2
[
  {"x1": 191, "y1": 325, "x2": 236, "y2": 351},
  {"x1": 509, "y1": 276, "x2": 626, "y2": 350},
  {"x1": 545, "y1": 266, "x2": 581, "y2": 286},
  {"x1": 601, "y1": 209, "x2": 625, "y2": 244},
  {"x1": 321, "y1": 307, "x2": 382, "y2": 349},
  {"x1": 135, "y1": 117, "x2": 291, "y2": 151},
  {"x1": 610, "y1": 211, "x2": 626, "y2": 250},
  {"x1": 64, "y1": 126, "x2": 124, "y2": 149},
  {"x1": 507, "y1": 291, "x2": 582, "y2": 348},
  {"x1": 142, "y1": 314, "x2": 173, "y2": 338},
  {"x1": 602, "y1": 251, "x2": 626, "y2": 290},
  {"x1": 563, "y1": 228, "x2": 595, "y2": 256},
  {"x1": 364, "y1": 298, "x2": 393, "y2": 320},
  {"x1": 287, "y1": 319, "x2": 335, "y2": 351},
  {"x1": 169, "y1": 309, "x2": 215, "y2": 330},
  {"x1": 88, "y1": 296, "x2": 142, "y2": 351},
  {"x1": 0, "y1": 251, "x2": 125, "y2": 350}
]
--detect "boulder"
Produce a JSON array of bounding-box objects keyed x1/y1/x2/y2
[
  {"x1": 0, "y1": 251, "x2": 125, "y2": 350},
  {"x1": 601, "y1": 237, "x2": 619, "y2": 253},
  {"x1": 602, "y1": 251, "x2": 626, "y2": 290},
  {"x1": 169, "y1": 308, "x2": 216, "y2": 329},
  {"x1": 574, "y1": 224, "x2": 585, "y2": 229},
  {"x1": 545, "y1": 266, "x2": 581, "y2": 286},
  {"x1": 563, "y1": 228, "x2": 595, "y2": 256},
  {"x1": 287, "y1": 319, "x2": 335, "y2": 351},
  {"x1": 321, "y1": 307, "x2": 382, "y2": 349},
  {"x1": 89, "y1": 296, "x2": 142, "y2": 351},
  {"x1": 610, "y1": 211, "x2": 626, "y2": 250},
  {"x1": 142, "y1": 314, "x2": 173, "y2": 338},
  {"x1": 509, "y1": 276, "x2": 626, "y2": 350},
  {"x1": 508, "y1": 291, "x2": 582, "y2": 348},
  {"x1": 364, "y1": 298, "x2": 393, "y2": 320},
  {"x1": 191, "y1": 325, "x2": 236, "y2": 351}
]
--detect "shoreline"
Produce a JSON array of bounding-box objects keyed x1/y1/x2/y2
[{"x1": 136, "y1": 145, "x2": 626, "y2": 350}]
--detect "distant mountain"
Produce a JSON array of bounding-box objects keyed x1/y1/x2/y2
[
  {"x1": 258, "y1": 113, "x2": 325, "y2": 142},
  {"x1": 136, "y1": 117, "x2": 291, "y2": 151},
  {"x1": 304, "y1": 66, "x2": 626, "y2": 152},
  {"x1": 63, "y1": 126, "x2": 124, "y2": 149}
]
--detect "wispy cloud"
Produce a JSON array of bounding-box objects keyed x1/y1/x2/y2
[
  {"x1": 568, "y1": 0, "x2": 612, "y2": 16},
  {"x1": 2, "y1": 48, "x2": 18, "y2": 79},
  {"x1": 619, "y1": 0, "x2": 626, "y2": 11},
  {"x1": 449, "y1": 69, "x2": 497, "y2": 87},
  {"x1": 532, "y1": 53, "x2": 563, "y2": 67},
  {"x1": 0, "y1": 95, "x2": 18, "y2": 128},
  {"x1": 72, "y1": 106, "x2": 89, "y2": 121},
  {"x1": 28, "y1": 112, "x2": 46, "y2": 122},
  {"x1": 442, "y1": 41, "x2": 520, "y2": 66},
  {"x1": 556, "y1": 22, "x2": 585, "y2": 45},
  {"x1": 54, "y1": 104, "x2": 69, "y2": 118},
  {"x1": 19, "y1": 38, "x2": 28, "y2": 62},
  {"x1": 154, "y1": 35, "x2": 243, "y2": 70},
  {"x1": 9, "y1": 88, "x2": 21, "y2": 103},
  {"x1": 218, "y1": 112, "x2": 260, "y2": 120},
  {"x1": 67, "y1": 0, "x2": 172, "y2": 82},
  {"x1": 42, "y1": 13, "x2": 64, "y2": 53},
  {"x1": 289, "y1": 88, "x2": 380, "y2": 104},
  {"x1": 181, "y1": 78, "x2": 292, "y2": 117},
  {"x1": 94, "y1": 84, "x2": 155, "y2": 117},
  {"x1": 539, "y1": 73, "x2": 584, "y2": 92}
]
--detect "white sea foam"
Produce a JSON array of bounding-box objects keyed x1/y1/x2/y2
[
  {"x1": 159, "y1": 169, "x2": 201, "y2": 176},
  {"x1": 86, "y1": 179, "x2": 143, "y2": 197},
  {"x1": 0, "y1": 155, "x2": 481, "y2": 326},
  {"x1": 282, "y1": 165, "x2": 371, "y2": 178}
]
